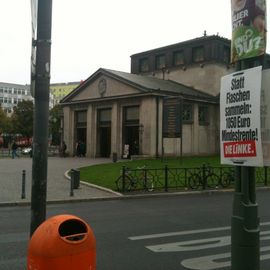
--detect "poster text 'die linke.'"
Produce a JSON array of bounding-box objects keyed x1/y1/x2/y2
[{"x1": 220, "y1": 66, "x2": 263, "y2": 166}]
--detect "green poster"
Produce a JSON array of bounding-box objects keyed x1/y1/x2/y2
[{"x1": 231, "y1": 0, "x2": 267, "y2": 62}]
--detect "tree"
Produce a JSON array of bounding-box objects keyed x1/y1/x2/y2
[
  {"x1": 0, "y1": 107, "x2": 7, "y2": 134},
  {"x1": 0, "y1": 107, "x2": 12, "y2": 134},
  {"x1": 11, "y1": 100, "x2": 34, "y2": 138},
  {"x1": 49, "y1": 104, "x2": 62, "y2": 145}
]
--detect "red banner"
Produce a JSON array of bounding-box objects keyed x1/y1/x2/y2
[{"x1": 223, "y1": 140, "x2": 256, "y2": 157}]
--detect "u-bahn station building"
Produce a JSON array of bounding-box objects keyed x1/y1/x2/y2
[{"x1": 60, "y1": 35, "x2": 269, "y2": 159}]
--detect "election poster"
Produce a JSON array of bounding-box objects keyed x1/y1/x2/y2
[
  {"x1": 231, "y1": 0, "x2": 267, "y2": 62},
  {"x1": 220, "y1": 66, "x2": 263, "y2": 166}
]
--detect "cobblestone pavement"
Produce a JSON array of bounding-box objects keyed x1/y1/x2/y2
[{"x1": 0, "y1": 156, "x2": 120, "y2": 205}]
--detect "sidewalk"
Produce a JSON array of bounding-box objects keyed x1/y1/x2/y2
[{"x1": 0, "y1": 156, "x2": 120, "y2": 205}]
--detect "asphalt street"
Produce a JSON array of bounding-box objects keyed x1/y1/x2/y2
[{"x1": 1, "y1": 190, "x2": 270, "y2": 270}]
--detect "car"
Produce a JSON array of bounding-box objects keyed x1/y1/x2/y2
[{"x1": 22, "y1": 147, "x2": 32, "y2": 156}]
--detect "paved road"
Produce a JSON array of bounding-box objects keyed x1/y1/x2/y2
[
  {"x1": 1, "y1": 190, "x2": 270, "y2": 270},
  {"x1": 0, "y1": 156, "x2": 120, "y2": 204}
]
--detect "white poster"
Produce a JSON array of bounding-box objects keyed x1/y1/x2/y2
[{"x1": 220, "y1": 66, "x2": 263, "y2": 166}]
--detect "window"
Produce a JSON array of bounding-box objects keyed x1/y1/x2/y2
[
  {"x1": 76, "y1": 111, "x2": 87, "y2": 123},
  {"x1": 125, "y1": 106, "x2": 139, "y2": 121},
  {"x1": 182, "y1": 103, "x2": 193, "y2": 122},
  {"x1": 0, "y1": 97, "x2": 3, "y2": 103},
  {"x1": 0, "y1": 88, "x2": 3, "y2": 93},
  {"x1": 155, "y1": 54, "x2": 165, "y2": 70},
  {"x1": 139, "y1": 58, "x2": 149, "y2": 72},
  {"x1": 198, "y1": 105, "x2": 209, "y2": 125},
  {"x1": 99, "y1": 109, "x2": 111, "y2": 122},
  {"x1": 173, "y1": 51, "x2": 184, "y2": 66},
  {"x1": 192, "y1": 46, "x2": 204, "y2": 62},
  {"x1": 76, "y1": 110, "x2": 87, "y2": 128}
]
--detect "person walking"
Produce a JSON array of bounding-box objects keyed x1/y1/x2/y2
[
  {"x1": 11, "y1": 141, "x2": 19, "y2": 159},
  {"x1": 62, "y1": 141, "x2": 67, "y2": 157}
]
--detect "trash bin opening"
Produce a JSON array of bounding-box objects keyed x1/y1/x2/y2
[{"x1": 59, "y1": 219, "x2": 88, "y2": 242}]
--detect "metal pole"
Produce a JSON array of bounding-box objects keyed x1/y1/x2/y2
[
  {"x1": 164, "y1": 165, "x2": 168, "y2": 192},
  {"x1": 231, "y1": 59, "x2": 261, "y2": 270},
  {"x1": 21, "y1": 170, "x2": 26, "y2": 199},
  {"x1": 70, "y1": 170, "x2": 74, "y2": 197},
  {"x1": 30, "y1": 0, "x2": 53, "y2": 236}
]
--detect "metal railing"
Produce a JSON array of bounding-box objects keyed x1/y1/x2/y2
[{"x1": 116, "y1": 164, "x2": 270, "y2": 193}]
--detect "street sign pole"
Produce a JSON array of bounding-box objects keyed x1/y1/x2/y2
[
  {"x1": 30, "y1": 0, "x2": 52, "y2": 236},
  {"x1": 231, "y1": 58, "x2": 263, "y2": 270}
]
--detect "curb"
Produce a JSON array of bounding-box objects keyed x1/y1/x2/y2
[
  {"x1": 64, "y1": 169, "x2": 123, "y2": 197},
  {"x1": 0, "y1": 186, "x2": 269, "y2": 208}
]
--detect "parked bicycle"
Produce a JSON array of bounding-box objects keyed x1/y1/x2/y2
[
  {"x1": 115, "y1": 166, "x2": 154, "y2": 192},
  {"x1": 188, "y1": 164, "x2": 219, "y2": 190},
  {"x1": 219, "y1": 168, "x2": 235, "y2": 187}
]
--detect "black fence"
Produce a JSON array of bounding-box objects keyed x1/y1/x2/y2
[{"x1": 115, "y1": 164, "x2": 270, "y2": 193}]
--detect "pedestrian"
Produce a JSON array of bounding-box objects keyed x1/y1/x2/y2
[
  {"x1": 76, "y1": 141, "x2": 81, "y2": 157},
  {"x1": 62, "y1": 141, "x2": 67, "y2": 157},
  {"x1": 11, "y1": 140, "x2": 19, "y2": 159},
  {"x1": 80, "y1": 141, "x2": 86, "y2": 157}
]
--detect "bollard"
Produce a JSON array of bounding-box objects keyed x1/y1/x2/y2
[
  {"x1": 112, "y1": 152, "x2": 117, "y2": 163},
  {"x1": 70, "y1": 170, "x2": 74, "y2": 197},
  {"x1": 21, "y1": 170, "x2": 26, "y2": 199}
]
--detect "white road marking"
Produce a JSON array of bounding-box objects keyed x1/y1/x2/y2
[
  {"x1": 146, "y1": 231, "x2": 270, "y2": 253},
  {"x1": 128, "y1": 222, "x2": 270, "y2": 270},
  {"x1": 181, "y1": 246, "x2": 270, "y2": 270},
  {"x1": 129, "y1": 221, "x2": 270, "y2": 241},
  {"x1": 146, "y1": 236, "x2": 230, "y2": 252},
  {"x1": 129, "y1": 226, "x2": 230, "y2": 241}
]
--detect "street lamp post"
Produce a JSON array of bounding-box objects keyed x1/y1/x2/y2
[{"x1": 30, "y1": 0, "x2": 53, "y2": 236}]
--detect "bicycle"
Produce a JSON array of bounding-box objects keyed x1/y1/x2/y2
[
  {"x1": 188, "y1": 165, "x2": 219, "y2": 190},
  {"x1": 115, "y1": 166, "x2": 154, "y2": 192},
  {"x1": 219, "y1": 168, "x2": 235, "y2": 187}
]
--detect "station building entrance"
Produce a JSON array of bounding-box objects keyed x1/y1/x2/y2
[
  {"x1": 97, "y1": 108, "x2": 111, "y2": 157},
  {"x1": 75, "y1": 111, "x2": 87, "y2": 155},
  {"x1": 123, "y1": 106, "x2": 140, "y2": 157}
]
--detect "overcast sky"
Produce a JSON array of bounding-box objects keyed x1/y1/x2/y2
[{"x1": 1, "y1": 0, "x2": 269, "y2": 84}]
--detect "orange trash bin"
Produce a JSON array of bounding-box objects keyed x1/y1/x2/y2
[{"x1": 27, "y1": 214, "x2": 96, "y2": 270}]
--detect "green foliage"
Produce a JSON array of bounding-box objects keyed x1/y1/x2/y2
[
  {"x1": 79, "y1": 156, "x2": 222, "y2": 190},
  {"x1": 0, "y1": 107, "x2": 7, "y2": 134},
  {"x1": 49, "y1": 105, "x2": 62, "y2": 145},
  {"x1": 11, "y1": 100, "x2": 34, "y2": 137}
]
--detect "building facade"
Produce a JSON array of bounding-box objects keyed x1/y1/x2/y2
[
  {"x1": 60, "y1": 35, "x2": 237, "y2": 158},
  {"x1": 0, "y1": 82, "x2": 32, "y2": 115},
  {"x1": 50, "y1": 82, "x2": 80, "y2": 106}
]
